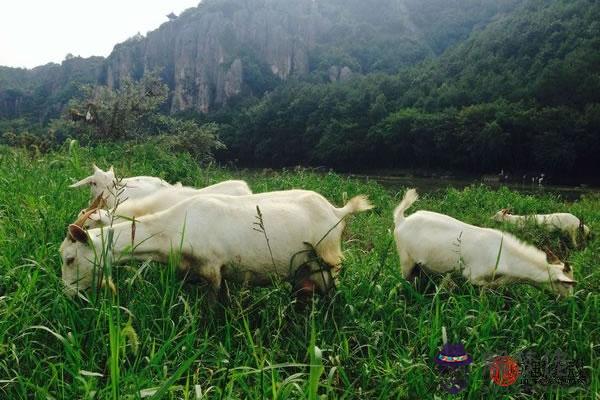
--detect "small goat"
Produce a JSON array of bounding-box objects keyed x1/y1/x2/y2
[
  {"x1": 80, "y1": 180, "x2": 253, "y2": 229},
  {"x1": 394, "y1": 190, "x2": 575, "y2": 296},
  {"x1": 492, "y1": 209, "x2": 591, "y2": 247},
  {"x1": 70, "y1": 164, "x2": 171, "y2": 208},
  {"x1": 61, "y1": 191, "x2": 373, "y2": 297}
]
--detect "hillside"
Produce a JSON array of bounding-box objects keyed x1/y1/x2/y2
[
  {"x1": 0, "y1": 56, "x2": 103, "y2": 121},
  {"x1": 0, "y1": 0, "x2": 598, "y2": 177},
  {"x1": 216, "y1": 0, "x2": 600, "y2": 176},
  {"x1": 404, "y1": 0, "x2": 600, "y2": 110},
  {"x1": 0, "y1": 0, "x2": 520, "y2": 119}
]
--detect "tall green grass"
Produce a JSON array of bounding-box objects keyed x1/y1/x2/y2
[{"x1": 0, "y1": 143, "x2": 598, "y2": 399}]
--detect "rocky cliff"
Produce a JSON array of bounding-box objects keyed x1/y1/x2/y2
[
  {"x1": 103, "y1": 0, "x2": 329, "y2": 113},
  {"x1": 1, "y1": 0, "x2": 521, "y2": 119}
]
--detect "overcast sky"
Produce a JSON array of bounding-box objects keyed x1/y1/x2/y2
[{"x1": 0, "y1": 0, "x2": 200, "y2": 69}]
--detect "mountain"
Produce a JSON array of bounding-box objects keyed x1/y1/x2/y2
[
  {"x1": 216, "y1": 0, "x2": 600, "y2": 175},
  {"x1": 0, "y1": 56, "x2": 103, "y2": 121},
  {"x1": 400, "y1": 0, "x2": 600, "y2": 110},
  {"x1": 1, "y1": 0, "x2": 598, "y2": 177},
  {"x1": 0, "y1": 0, "x2": 521, "y2": 120}
]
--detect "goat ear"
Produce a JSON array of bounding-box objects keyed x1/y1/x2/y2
[
  {"x1": 68, "y1": 224, "x2": 89, "y2": 243},
  {"x1": 558, "y1": 275, "x2": 576, "y2": 285},
  {"x1": 544, "y1": 246, "x2": 561, "y2": 264},
  {"x1": 92, "y1": 164, "x2": 101, "y2": 173},
  {"x1": 108, "y1": 165, "x2": 114, "y2": 174},
  {"x1": 69, "y1": 176, "x2": 93, "y2": 188}
]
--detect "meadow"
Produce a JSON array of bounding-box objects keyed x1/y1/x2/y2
[{"x1": 0, "y1": 143, "x2": 598, "y2": 399}]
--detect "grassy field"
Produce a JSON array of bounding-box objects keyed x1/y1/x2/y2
[{"x1": 0, "y1": 143, "x2": 598, "y2": 399}]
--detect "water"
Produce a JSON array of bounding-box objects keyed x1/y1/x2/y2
[{"x1": 346, "y1": 173, "x2": 599, "y2": 201}]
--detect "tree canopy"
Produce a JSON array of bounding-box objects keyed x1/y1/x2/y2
[{"x1": 213, "y1": 0, "x2": 600, "y2": 176}]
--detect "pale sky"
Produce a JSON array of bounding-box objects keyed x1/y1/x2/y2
[{"x1": 0, "y1": 0, "x2": 201, "y2": 69}]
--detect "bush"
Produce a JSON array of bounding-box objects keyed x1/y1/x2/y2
[
  {"x1": 31, "y1": 74, "x2": 224, "y2": 163},
  {"x1": 1, "y1": 130, "x2": 57, "y2": 154},
  {"x1": 64, "y1": 72, "x2": 168, "y2": 141},
  {"x1": 152, "y1": 118, "x2": 225, "y2": 164}
]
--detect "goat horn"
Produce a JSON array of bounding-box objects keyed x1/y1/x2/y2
[
  {"x1": 87, "y1": 194, "x2": 106, "y2": 211},
  {"x1": 73, "y1": 208, "x2": 98, "y2": 228},
  {"x1": 69, "y1": 175, "x2": 93, "y2": 188}
]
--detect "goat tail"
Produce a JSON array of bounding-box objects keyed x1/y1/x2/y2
[
  {"x1": 394, "y1": 188, "x2": 418, "y2": 225},
  {"x1": 336, "y1": 195, "x2": 374, "y2": 218}
]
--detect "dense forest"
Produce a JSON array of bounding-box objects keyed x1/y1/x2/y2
[
  {"x1": 1, "y1": 0, "x2": 599, "y2": 177},
  {"x1": 213, "y1": 0, "x2": 600, "y2": 176},
  {"x1": 0, "y1": 56, "x2": 104, "y2": 121}
]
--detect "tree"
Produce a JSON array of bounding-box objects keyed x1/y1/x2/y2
[
  {"x1": 50, "y1": 73, "x2": 224, "y2": 163},
  {"x1": 49, "y1": 72, "x2": 169, "y2": 143},
  {"x1": 152, "y1": 118, "x2": 225, "y2": 163}
]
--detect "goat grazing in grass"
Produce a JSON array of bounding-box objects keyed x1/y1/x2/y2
[
  {"x1": 70, "y1": 164, "x2": 171, "y2": 208},
  {"x1": 61, "y1": 191, "x2": 373, "y2": 298},
  {"x1": 394, "y1": 189, "x2": 575, "y2": 296},
  {"x1": 492, "y1": 208, "x2": 590, "y2": 247},
  {"x1": 79, "y1": 180, "x2": 253, "y2": 229}
]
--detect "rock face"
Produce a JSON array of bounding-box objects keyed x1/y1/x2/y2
[
  {"x1": 2, "y1": 0, "x2": 519, "y2": 119},
  {"x1": 104, "y1": 0, "x2": 326, "y2": 113},
  {"x1": 328, "y1": 65, "x2": 353, "y2": 82}
]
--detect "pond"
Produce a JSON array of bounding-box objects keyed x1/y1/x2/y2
[{"x1": 345, "y1": 172, "x2": 600, "y2": 201}]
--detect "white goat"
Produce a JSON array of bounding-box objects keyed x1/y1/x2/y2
[
  {"x1": 394, "y1": 189, "x2": 575, "y2": 296},
  {"x1": 80, "y1": 180, "x2": 253, "y2": 229},
  {"x1": 61, "y1": 191, "x2": 373, "y2": 297},
  {"x1": 492, "y1": 209, "x2": 590, "y2": 247},
  {"x1": 70, "y1": 164, "x2": 171, "y2": 208}
]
